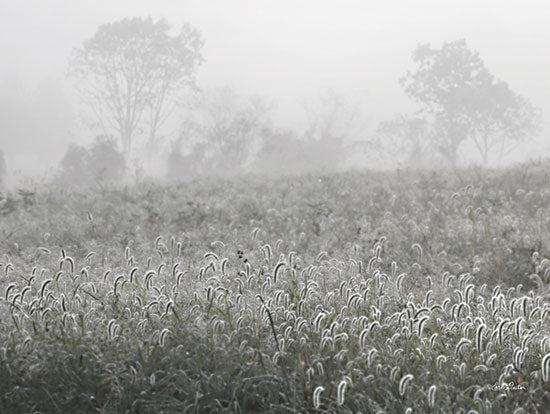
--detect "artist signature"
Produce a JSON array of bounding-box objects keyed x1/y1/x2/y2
[{"x1": 488, "y1": 382, "x2": 526, "y2": 391}]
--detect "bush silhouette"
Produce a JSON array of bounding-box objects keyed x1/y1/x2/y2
[{"x1": 58, "y1": 136, "x2": 125, "y2": 187}]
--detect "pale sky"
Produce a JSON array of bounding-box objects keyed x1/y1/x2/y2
[{"x1": 0, "y1": 0, "x2": 549, "y2": 170}]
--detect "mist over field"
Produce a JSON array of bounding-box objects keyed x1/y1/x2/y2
[
  {"x1": 0, "y1": 0, "x2": 548, "y2": 185},
  {"x1": 2, "y1": 2, "x2": 550, "y2": 413}
]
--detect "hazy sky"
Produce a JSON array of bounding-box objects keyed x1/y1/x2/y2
[{"x1": 0, "y1": 0, "x2": 549, "y2": 170}]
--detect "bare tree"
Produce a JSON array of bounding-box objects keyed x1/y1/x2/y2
[
  {"x1": 376, "y1": 115, "x2": 434, "y2": 167},
  {"x1": 70, "y1": 17, "x2": 203, "y2": 155},
  {"x1": 467, "y1": 83, "x2": 541, "y2": 164},
  {"x1": 178, "y1": 87, "x2": 272, "y2": 176},
  {"x1": 302, "y1": 90, "x2": 359, "y2": 170}
]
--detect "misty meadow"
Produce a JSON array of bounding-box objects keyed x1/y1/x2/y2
[{"x1": 1, "y1": 2, "x2": 550, "y2": 413}]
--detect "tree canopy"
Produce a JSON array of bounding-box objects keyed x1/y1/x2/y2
[
  {"x1": 399, "y1": 39, "x2": 540, "y2": 165},
  {"x1": 71, "y1": 17, "x2": 203, "y2": 155}
]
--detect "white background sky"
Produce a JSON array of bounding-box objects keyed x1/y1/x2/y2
[{"x1": 0, "y1": 0, "x2": 549, "y2": 169}]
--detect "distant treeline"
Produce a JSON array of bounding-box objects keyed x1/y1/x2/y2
[{"x1": 0, "y1": 19, "x2": 542, "y2": 187}]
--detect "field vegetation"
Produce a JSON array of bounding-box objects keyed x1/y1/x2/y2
[{"x1": 1, "y1": 163, "x2": 550, "y2": 412}]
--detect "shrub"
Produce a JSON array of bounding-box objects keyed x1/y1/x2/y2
[
  {"x1": 88, "y1": 135, "x2": 126, "y2": 183},
  {"x1": 0, "y1": 149, "x2": 6, "y2": 188},
  {"x1": 58, "y1": 135, "x2": 125, "y2": 187},
  {"x1": 166, "y1": 138, "x2": 207, "y2": 181}
]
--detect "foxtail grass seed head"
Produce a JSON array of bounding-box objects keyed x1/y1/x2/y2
[
  {"x1": 428, "y1": 384, "x2": 437, "y2": 408},
  {"x1": 313, "y1": 386, "x2": 324, "y2": 409},
  {"x1": 337, "y1": 380, "x2": 348, "y2": 405},
  {"x1": 542, "y1": 353, "x2": 550, "y2": 382},
  {"x1": 399, "y1": 374, "x2": 414, "y2": 396}
]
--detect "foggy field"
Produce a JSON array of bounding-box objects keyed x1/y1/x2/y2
[
  {"x1": 1, "y1": 1, "x2": 550, "y2": 412},
  {"x1": 1, "y1": 164, "x2": 550, "y2": 412}
]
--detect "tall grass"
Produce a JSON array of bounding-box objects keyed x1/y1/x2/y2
[{"x1": 1, "y1": 162, "x2": 550, "y2": 412}]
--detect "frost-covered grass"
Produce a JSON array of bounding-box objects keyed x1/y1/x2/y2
[{"x1": 1, "y1": 163, "x2": 550, "y2": 412}]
